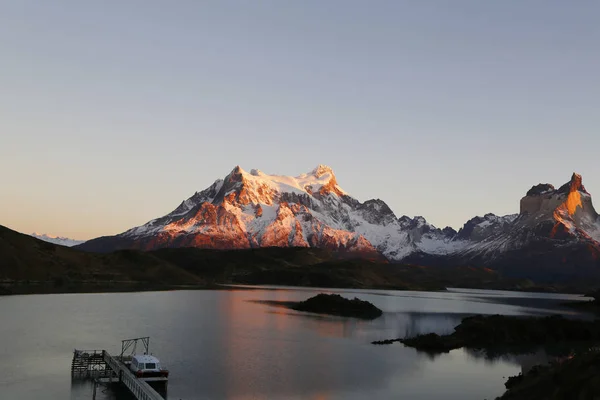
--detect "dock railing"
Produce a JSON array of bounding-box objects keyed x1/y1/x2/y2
[{"x1": 102, "y1": 350, "x2": 164, "y2": 400}]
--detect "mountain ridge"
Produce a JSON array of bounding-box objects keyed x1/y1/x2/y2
[
  {"x1": 4, "y1": 224, "x2": 546, "y2": 294},
  {"x1": 76, "y1": 166, "x2": 600, "y2": 281},
  {"x1": 30, "y1": 233, "x2": 85, "y2": 247}
]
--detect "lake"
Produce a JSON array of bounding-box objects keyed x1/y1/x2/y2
[{"x1": 0, "y1": 287, "x2": 590, "y2": 400}]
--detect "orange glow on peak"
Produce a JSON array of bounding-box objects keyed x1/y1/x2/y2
[{"x1": 566, "y1": 190, "x2": 582, "y2": 216}]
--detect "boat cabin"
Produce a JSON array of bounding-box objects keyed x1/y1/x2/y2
[{"x1": 129, "y1": 354, "x2": 169, "y2": 378}]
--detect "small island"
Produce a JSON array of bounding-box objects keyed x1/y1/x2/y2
[
  {"x1": 255, "y1": 293, "x2": 383, "y2": 320},
  {"x1": 292, "y1": 293, "x2": 383, "y2": 319}
]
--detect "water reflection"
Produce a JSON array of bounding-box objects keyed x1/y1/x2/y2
[
  {"x1": 218, "y1": 292, "x2": 419, "y2": 399},
  {"x1": 253, "y1": 301, "x2": 468, "y2": 342},
  {"x1": 463, "y1": 343, "x2": 593, "y2": 373},
  {"x1": 0, "y1": 288, "x2": 591, "y2": 400}
]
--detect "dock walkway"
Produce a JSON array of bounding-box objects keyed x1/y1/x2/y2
[
  {"x1": 72, "y1": 348, "x2": 165, "y2": 400},
  {"x1": 103, "y1": 350, "x2": 164, "y2": 400}
]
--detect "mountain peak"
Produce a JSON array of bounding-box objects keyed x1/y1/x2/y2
[
  {"x1": 306, "y1": 165, "x2": 345, "y2": 197},
  {"x1": 557, "y1": 172, "x2": 589, "y2": 195},
  {"x1": 225, "y1": 165, "x2": 251, "y2": 185},
  {"x1": 526, "y1": 183, "x2": 555, "y2": 196},
  {"x1": 230, "y1": 165, "x2": 245, "y2": 175},
  {"x1": 311, "y1": 164, "x2": 335, "y2": 178}
]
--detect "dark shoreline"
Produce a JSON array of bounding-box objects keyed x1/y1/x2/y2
[
  {"x1": 373, "y1": 314, "x2": 600, "y2": 349},
  {"x1": 496, "y1": 349, "x2": 600, "y2": 399},
  {"x1": 372, "y1": 314, "x2": 600, "y2": 399},
  {"x1": 0, "y1": 282, "x2": 222, "y2": 296},
  {"x1": 1, "y1": 281, "x2": 590, "y2": 297}
]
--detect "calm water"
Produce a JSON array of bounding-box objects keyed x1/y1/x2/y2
[{"x1": 0, "y1": 287, "x2": 591, "y2": 400}]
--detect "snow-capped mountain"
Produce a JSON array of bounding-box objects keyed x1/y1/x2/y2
[
  {"x1": 77, "y1": 166, "x2": 600, "y2": 279},
  {"x1": 78, "y1": 165, "x2": 457, "y2": 258},
  {"x1": 30, "y1": 233, "x2": 85, "y2": 247},
  {"x1": 455, "y1": 213, "x2": 519, "y2": 242},
  {"x1": 407, "y1": 172, "x2": 600, "y2": 281},
  {"x1": 457, "y1": 173, "x2": 600, "y2": 259}
]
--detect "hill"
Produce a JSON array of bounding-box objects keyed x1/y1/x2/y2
[
  {"x1": 0, "y1": 224, "x2": 203, "y2": 294},
  {"x1": 0, "y1": 224, "x2": 548, "y2": 295}
]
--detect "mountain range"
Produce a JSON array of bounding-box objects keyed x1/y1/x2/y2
[
  {"x1": 77, "y1": 165, "x2": 600, "y2": 281},
  {"x1": 4, "y1": 224, "x2": 532, "y2": 294},
  {"x1": 30, "y1": 233, "x2": 85, "y2": 247}
]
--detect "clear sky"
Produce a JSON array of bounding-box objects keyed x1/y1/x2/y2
[{"x1": 1, "y1": 1, "x2": 599, "y2": 240}]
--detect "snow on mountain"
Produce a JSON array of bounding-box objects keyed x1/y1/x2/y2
[
  {"x1": 454, "y1": 173, "x2": 600, "y2": 262},
  {"x1": 30, "y1": 233, "x2": 85, "y2": 247},
  {"x1": 455, "y1": 213, "x2": 519, "y2": 242},
  {"x1": 77, "y1": 166, "x2": 600, "y2": 279},
  {"x1": 79, "y1": 165, "x2": 459, "y2": 259}
]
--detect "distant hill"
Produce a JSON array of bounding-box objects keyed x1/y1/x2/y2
[
  {"x1": 148, "y1": 247, "x2": 532, "y2": 291},
  {"x1": 29, "y1": 233, "x2": 85, "y2": 247},
  {"x1": 0, "y1": 224, "x2": 203, "y2": 294},
  {"x1": 0, "y1": 224, "x2": 582, "y2": 295}
]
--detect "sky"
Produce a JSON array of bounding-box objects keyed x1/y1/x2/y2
[{"x1": 1, "y1": 1, "x2": 599, "y2": 240}]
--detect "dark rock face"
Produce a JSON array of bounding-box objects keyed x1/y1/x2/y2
[
  {"x1": 292, "y1": 293, "x2": 383, "y2": 319},
  {"x1": 455, "y1": 213, "x2": 516, "y2": 241},
  {"x1": 526, "y1": 183, "x2": 555, "y2": 196},
  {"x1": 442, "y1": 227, "x2": 458, "y2": 237},
  {"x1": 397, "y1": 215, "x2": 412, "y2": 227},
  {"x1": 279, "y1": 192, "x2": 315, "y2": 208},
  {"x1": 358, "y1": 199, "x2": 396, "y2": 225},
  {"x1": 455, "y1": 215, "x2": 486, "y2": 240},
  {"x1": 398, "y1": 216, "x2": 428, "y2": 230},
  {"x1": 396, "y1": 215, "x2": 454, "y2": 244}
]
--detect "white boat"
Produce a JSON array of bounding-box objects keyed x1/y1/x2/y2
[{"x1": 129, "y1": 353, "x2": 169, "y2": 378}]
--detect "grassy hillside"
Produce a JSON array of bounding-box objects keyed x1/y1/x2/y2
[
  {"x1": 0, "y1": 224, "x2": 560, "y2": 295},
  {"x1": 152, "y1": 247, "x2": 526, "y2": 290},
  {"x1": 0, "y1": 225, "x2": 203, "y2": 294}
]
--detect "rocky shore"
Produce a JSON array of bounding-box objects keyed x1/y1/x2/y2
[
  {"x1": 372, "y1": 314, "x2": 600, "y2": 398},
  {"x1": 497, "y1": 349, "x2": 600, "y2": 399},
  {"x1": 373, "y1": 315, "x2": 600, "y2": 350}
]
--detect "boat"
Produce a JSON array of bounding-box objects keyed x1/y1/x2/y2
[
  {"x1": 118, "y1": 336, "x2": 169, "y2": 384},
  {"x1": 129, "y1": 353, "x2": 169, "y2": 378},
  {"x1": 71, "y1": 336, "x2": 169, "y2": 399}
]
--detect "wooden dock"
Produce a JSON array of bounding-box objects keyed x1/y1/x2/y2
[
  {"x1": 71, "y1": 337, "x2": 167, "y2": 400},
  {"x1": 102, "y1": 350, "x2": 165, "y2": 400}
]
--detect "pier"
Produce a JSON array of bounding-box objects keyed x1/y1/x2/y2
[{"x1": 71, "y1": 337, "x2": 167, "y2": 400}]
